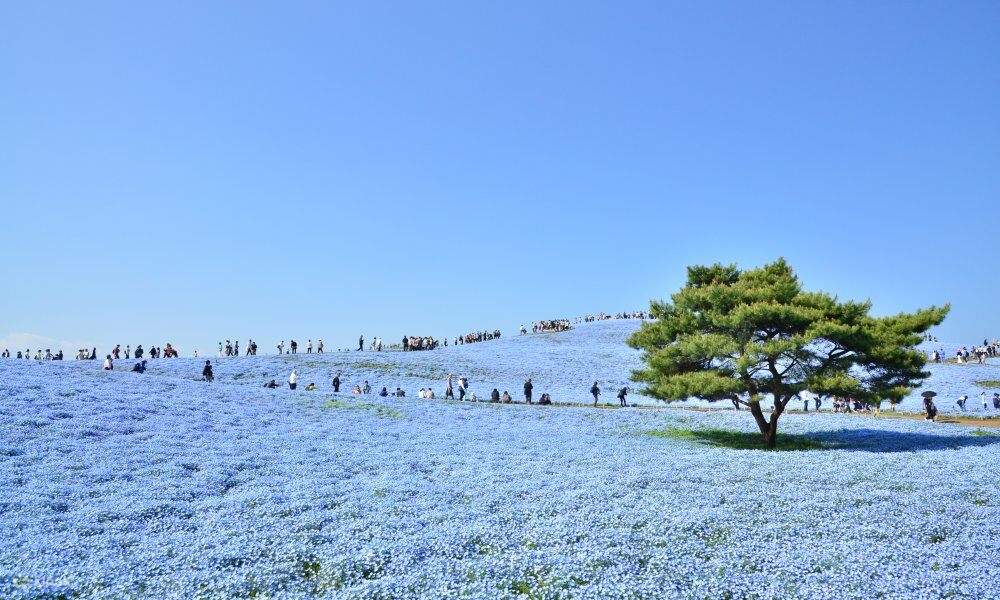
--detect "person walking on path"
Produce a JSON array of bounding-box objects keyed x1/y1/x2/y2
[
  {"x1": 445, "y1": 374, "x2": 455, "y2": 399},
  {"x1": 524, "y1": 378, "x2": 533, "y2": 404},
  {"x1": 358, "y1": 335, "x2": 364, "y2": 351},
  {"x1": 617, "y1": 387, "x2": 628, "y2": 407},
  {"x1": 458, "y1": 376, "x2": 468, "y2": 401},
  {"x1": 289, "y1": 369, "x2": 299, "y2": 390},
  {"x1": 590, "y1": 382, "x2": 601, "y2": 406},
  {"x1": 202, "y1": 360, "x2": 214, "y2": 382}
]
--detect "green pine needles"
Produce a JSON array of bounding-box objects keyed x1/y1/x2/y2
[{"x1": 628, "y1": 259, "x2": 949, "y2": 448}]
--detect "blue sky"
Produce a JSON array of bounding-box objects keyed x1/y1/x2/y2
[{"x1": 2, "y1": 1, "x2": 998, "y2": 354}]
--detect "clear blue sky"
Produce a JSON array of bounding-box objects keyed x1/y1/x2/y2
[{"x1": 2, "y1": 1, "x2": 998, "y2": 354}]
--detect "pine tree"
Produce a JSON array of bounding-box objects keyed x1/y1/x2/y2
[{"x1": 628, "y1": 259, "x2": 948, "y2": 448}]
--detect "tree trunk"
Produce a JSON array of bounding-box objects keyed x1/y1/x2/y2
[
  {"x1": 761, "y1": 417, "x2": 779, "y2": 449},
  {"x1": 750, "y1": 399, "x2": 783, "y2": 449}
]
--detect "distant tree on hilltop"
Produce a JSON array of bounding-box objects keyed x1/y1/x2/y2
[{"x1": 628, "y1": 259, "x2": 948, "y2": 448}]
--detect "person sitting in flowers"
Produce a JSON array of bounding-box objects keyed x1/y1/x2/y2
[
  {"x1": 263, "y1": 379, "x2": 278, "y2": 389},
  {"x1": 502, "y1": 390, "x2": 512, "y2": 403},
  {"x1": 352, "y1": 384, "x2": 362, "y2": 395},
  {"x1": 538, "y1": 393, "x2": 552, "y2": 405},
  {"x1": 305, "y1": 382, "x2": 317, "y2": 391}
]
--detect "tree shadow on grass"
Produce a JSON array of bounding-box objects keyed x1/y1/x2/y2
[
  {"x1": 644, "y1": 427, "x2": 827, "y2": 451},
  {"x1": 644, "y1": 427, "x2": 1000, "y2": 453}
]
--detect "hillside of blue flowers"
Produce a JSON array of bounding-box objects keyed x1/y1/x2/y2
[{"x1": 2, "y1": 320, "x2": 1000, "y2": 599}]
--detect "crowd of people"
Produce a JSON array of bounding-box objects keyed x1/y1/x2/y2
[
  {"x1": 579, "y1": 311, "x2": 649, "y2": 322},
  {"x1": 926, "y1": 338, "x2": 999, "y2": 365},
  {"x1": 0, "y1": 345, "x2": 176, "y2": 361},
  {"x1": 453, "y1": 330, "x2": 501, "y2": 345},
  {"x1": 403, "y1": 336, "x2": 438, "y2": 351},
  {"x1": 106, "y1": 343, "x2": 179, "y2": 360},
  {"x1": 527, "y1": 320, "x2": 572, "y2": 334},
  {"x1": 2, "y1": 348, "x2": 66, "y2": 360}
]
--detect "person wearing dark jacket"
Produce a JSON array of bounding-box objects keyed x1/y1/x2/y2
[
  {"x1": 358, "y1": 335, "x2": 364, "y2": 351},
  {"x1": 617, "y1": 387, "x2": 628, "y2": 407},
  {"x1": 524, "y1": 378, "x2": 533, "y2": 404},
  {"x1": 403, "y1": 336, "x2": 409, "y2": 351},
  {"x1": 263, "y1": 379, "x2": 278, "y2": 388},
  {"x1": 131, "y1": 360, "x2": 147, "y2": 373},
  {"x1": 202, "y1": 360, "x2": 214, "y2": 382},
  {"x1": 332, "y1": 372, "x2": 341, "y2": 393},
  {"x1": 491, "y1": 388, "x2": 500, "y2": 403},
  {"x1": 379, "y1": 387, "x2": 389, "y2": 397},
  {"x1": 590, "y1": 382, "x2": 600, "y2": 406}
]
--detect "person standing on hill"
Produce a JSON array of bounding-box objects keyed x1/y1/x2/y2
[
  {"x1": 590, "y1": 382, "x2": 601, "y2": 406},
  {"x1": 288, "y1": 369, "x2": 299, "y2": 390},
  {"x1": 983, "y1": 392, "x2": 989, "y2": 411},
  {"x1": 402, "y1": 336, "x2": 409, "y2": 351},
  {"x1": 277, "y1": 340, "x2": 284, "y2": 355},
  {"x1": 358, "y1": 335, "x2": 364, "y2": 351},
  {"x1": 617, "y1": 387, "x2": 628, "y2": 407},
  {"x1": 332, "y1": 371, "x2": 341, "y2": 392},
  {"x1": 202, "y1": 360, "x2": 214, "y2": 382},
  {"x1": 445, "y1": 374, "x2": 455, "y2": 399},
  {"x1": 290, "y1": 340, "x2": 298, "y2": 354},
  {"x1": 524, "y1": 378, "x2": 533, "y2": 404},
  {"x1": 307, "y1": 339, "x2": 313, "y2": 354},
  {"x1": 923, "y1": 395, "x2": 937, "y2": 421},
  {"x1": 957, "y1": 395, "x2": 968, "y2": 411},
  {"x1": 458, "y1": 376, "x2": 468, "y2": 401},
  {"x1": 234, "y1": 340, "x2": 239, "y2": 356},
  {"x1": 317, "y1": 339, "x2": 324, "y2": 353},
  {"x1": 103, "y1": 355, "x2": 113, "y2": 370}
]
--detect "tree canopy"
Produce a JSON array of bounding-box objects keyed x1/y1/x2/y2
[{"x1": 628, "y1": 259, "x2": 949, "y2": 448}]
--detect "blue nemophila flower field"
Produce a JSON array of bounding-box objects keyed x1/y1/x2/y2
[{"x1": 2, "y1": 321, "x2": 999, "y2": 599}]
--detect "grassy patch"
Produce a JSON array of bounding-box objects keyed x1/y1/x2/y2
[
  {"x1": 643, "y1": 427, "x2": 830, "y2": 451},
  {"x1": 974, "y1": 380, "x2": 1000, "y2": 389},
  {"x1": 971, "y1": 429, "x2": 997, "y2": 437},
  {"x1": 323, "y1": 399, "x2": 403, "y2": 419}
]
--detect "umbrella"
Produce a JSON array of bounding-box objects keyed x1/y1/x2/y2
[{"x1": 921, "y1": 391, "x2": 937, "y2": 399}]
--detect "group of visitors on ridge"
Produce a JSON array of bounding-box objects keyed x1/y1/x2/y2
[
  {"x1": 221, "y1": 339, "x2": 264, "y2": 356},
  {"x1": 1, "y1": 309, "x2": 650, "y2": 362},
  {"x1": 2, "y1": 348, "x2": 65, "y2": 360},
  {"x1": 928, "y1": 339, "x2": 1000, "y2": 365}
]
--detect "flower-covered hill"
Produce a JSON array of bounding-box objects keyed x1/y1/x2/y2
[
  {"x1": 2, "y1": 324, "x2": 1000, "y2": 598},
  {"x1": 2, "y1": 363, "x2": 1000, "y2": 599}
]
